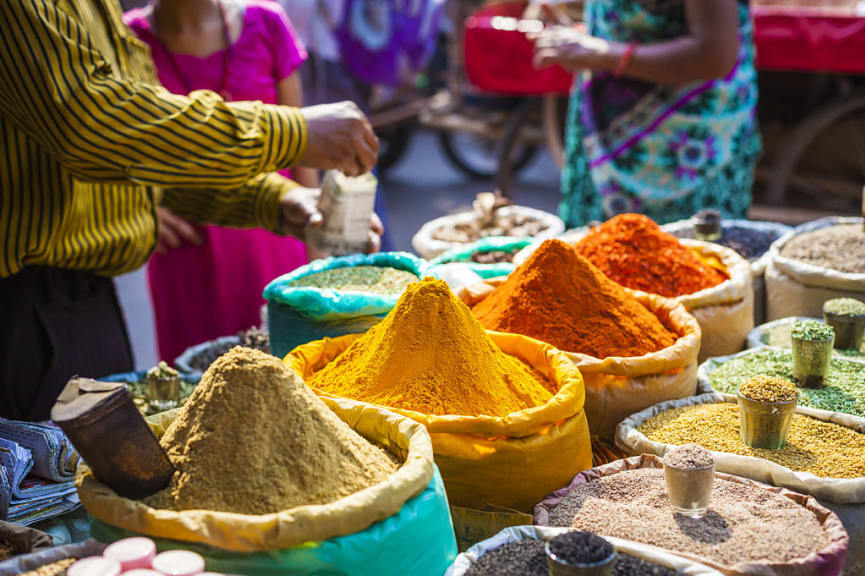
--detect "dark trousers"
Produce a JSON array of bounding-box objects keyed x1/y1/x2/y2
[{"x1": 0, "y1": 267, "x2": 133, "y2": 421}]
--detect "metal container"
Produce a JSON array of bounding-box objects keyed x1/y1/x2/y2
[{"x1": 51, "y1": 378, "x2": 175, "y2": 500}]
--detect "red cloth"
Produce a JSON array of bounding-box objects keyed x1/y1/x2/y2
[{"x1": 753, "y1": 8, "x2": 865, "y2": 74}]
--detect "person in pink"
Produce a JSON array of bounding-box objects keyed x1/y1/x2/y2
[{"x1": 125, "y1": 0, "x2": 319, "y2": 362}]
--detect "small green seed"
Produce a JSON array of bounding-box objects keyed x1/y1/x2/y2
[
  {"x1": 824, "y1": 298, "x2": 865, "y2": 317},
  {"x1": 791, "y1": 320, "x2": 834, "y2": 342}
]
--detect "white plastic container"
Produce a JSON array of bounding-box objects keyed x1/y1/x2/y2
[
  {"x1": 67, "y1": 557, "x2": 122, "y2": 576},
  {"x1": 102, "y1": 537, "x2": 157, "y2": 570},
  {"x1": 151, "y1": 550, "x2": 206, "y2": 576}
]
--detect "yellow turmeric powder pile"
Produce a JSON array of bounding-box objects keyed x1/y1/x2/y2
[{"x1": 308, "y1": 278, "x2": 553, "y2": 416}]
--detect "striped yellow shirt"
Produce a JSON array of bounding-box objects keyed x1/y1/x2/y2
[{"x1": 0, "y1": 0, "x2": 307, "y2": 278}]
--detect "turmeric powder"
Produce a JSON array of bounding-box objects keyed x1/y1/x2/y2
[{"x1": 308, "y1": 278, "x2": 553, "y2": 417}]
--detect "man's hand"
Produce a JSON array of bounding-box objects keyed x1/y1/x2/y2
[
  {"x1": 299, "y1": 102, "x2": 379, "y2": 177},
  {"x1": 155, "y1": 206, "x2": 202, "y2": 253},
  {"x1": 281, "y1": 187, "x2": 383, "y2": 253}
]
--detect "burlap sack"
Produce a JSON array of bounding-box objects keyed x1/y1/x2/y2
[
  {"x1": 460, "y1": 281, "x2": 701, "y2": 439},
  {"x1": 766, "y1": 217, "x2": 865, "y2": 321},
  {"x1": 288, "y1": 331, "x2": 593, "y2": 513},
  {"x1": 534, "y1": 455, "x2": 849, "y2": 576},
  {"x1": 445, "y1": 525, "x2": 724, "y2": 576}
]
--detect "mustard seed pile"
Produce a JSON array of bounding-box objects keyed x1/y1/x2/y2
[
  {"x1": 639, "y1": 402, "x2": 865, "y2": 478},
  {"x1": 546, "y1": 468, "x2": 827, "y2": 567},
  {"x1": 663, "y1": 444, "x2": 713, "y2": 469},
  {"x1": 146, "y1": 347, "x2": 398, "y2": 514},
  {"x1": 739, "y1": 375, "x2": 798, "y2": 403},
  {"x1": 289, "y1": 266, "x2": 419, "y2": 294}
]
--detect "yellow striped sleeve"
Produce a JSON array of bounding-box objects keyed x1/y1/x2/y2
[
  {"x1": 160, "y1": 173, "x2": 300, "y2": 234},
  {"x1": 0, "y1": 0, "x2": 307, "y2": 191}
]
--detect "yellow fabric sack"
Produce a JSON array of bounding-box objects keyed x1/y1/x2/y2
[
  {"x1": 288, "y1": 331, "x2": 593, "y2": 513},
  {"x1": 461, "y1": 283, "x2": 701, "y2": 440},
  {"x1": 76, "y1": 397, "x2": 435, "y2": 552}
]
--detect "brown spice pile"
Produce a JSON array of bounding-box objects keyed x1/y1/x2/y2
[
  {"x1": 739, "y1": 375, "x2": 799, "y2": 403},
  {"x1": 0, "y1": 540, "x2": 15, "y2": 561},
  {"x1": 781, "y1": 224, "x2": 865, "y2": 273},
  {"x1": 548, "y1": 469, "x2": 827, "y2": 567},
  {"x1": 147, "y1": 347, "x2": 398, "y2": 514},
  {"x1": 20, "y1": 559, "x2": 76, "y2": 576},
  {"x1": 663, "y1": 444, "x2": 714, "y2": 469}
]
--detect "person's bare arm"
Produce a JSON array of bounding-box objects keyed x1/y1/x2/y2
[
  {"x1": 535, "y1": 0, "x2": 740, "y2": 84},
  {"x1": 277, "y1": 75, "x2": 319, "y2": 188}
]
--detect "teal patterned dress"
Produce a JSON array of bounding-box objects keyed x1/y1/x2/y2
[{"x1": 560, "y1": 0, "x2": 762, "y2": 227}]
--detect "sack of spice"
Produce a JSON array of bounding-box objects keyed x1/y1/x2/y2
[
  {"x1": 412, "y1": 204, "x2": 564, "y2": 260},
  {"x1": 428, "y1": 237, "x2": 533, "y2": 281},
  {"x1": 615, "y1": 393, "x2": 865, "y2": 575},
  {"x1": 747, "y1": 316, "x2": 865, "y2": 361},
  {"x1": 515, "y1": 215, "x2": 753, "y2": 362},
  {"x1": 288, "y1": 278, "x2": 593, "y2": 513},
  {"x1": 77, "y1": 348, "x2": 456, "y2": 576},
  {"x1": 0, "y1": 540, "x2": 106, "y2": 576},
  {"x1": 534, "y1": 454, "x2": 849, "y2": 576},
  {"x1": 662, "y1": 218, "x2": 792, "y2": 325},
  {"x1": 766, "y1": 216, "x2": 865, "y2": 321},
  {"x1": 444, "y1": 525, "x2": 724, "y2": 576},
  {"x1": 461, "y1": 239, "x2": 702, "y2": 440},
  {"x1": 263, "y1": 251, "x2": 426, "y2": 358}
]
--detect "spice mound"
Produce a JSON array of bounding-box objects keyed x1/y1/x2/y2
[
  {"x1": 188, "y1": 327, "x2": 270, "y2": 373},
  {"x1": 639, "y1": 402, "x2": 865, "y2": 478},
  {"x1": 549, "y1": 531, "x2": 614, "y2": 565},
  {"x1": 20, "y1": 558, "x2": 76, "y2": 576},
  {"x1": 146, "y1": 347, "x2": 398, "y2": 514},
  {"x1": 547, "y1": 468, "x2": 827, "y2": 567},
  {"x1": 472, "y1": 239, "x2": 676, "y2": 358},
  {"x1": 824, "y1": 298, "x2": 865, "y2": 317},
  {"x1": 663, "y1": 444, "x2": 714, "y2": 469},
  {"x1": 781, "y1": 224, "x2": 865, "y2": 273},
  {"x1": 792, "y1": 320, "x2": 834, "y2": 342},
  {"x1": 575, "y1": 214, "x2": 728, "y2": 298},
  {"x1": 709, "y1": 348, "x2": 865, "y2": 417},
  {"x1": 670, "y1": 224, "x2": 781, "y2": 261},
  {"x1": 289, "y1": 265, "x2": 419, "y2": 294},
  {"x1": 470, "y1": 250, "x2": 515, "y2": 264},
  {"x1": 739, "y1": 375, "x2": 798, "y2": 403},
  {"x1": 308, "y1": 278, "x2": 553, "y2": 417},
  {"x1": 464, "y1": 540, "x2": 677, "y2": 576}
]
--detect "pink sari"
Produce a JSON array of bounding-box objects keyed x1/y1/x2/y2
[{"x1": 125, "y1": 1, "x2": 309, "y2": 362}]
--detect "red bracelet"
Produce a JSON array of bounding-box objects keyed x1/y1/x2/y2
[{"x1": 614, "y1": 43, "x2": 637, "y2": 77}]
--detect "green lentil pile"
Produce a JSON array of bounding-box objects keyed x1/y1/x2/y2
[
  {"x1": 708, "y1": 348, "x2": 865, "y2": 417},
  {"x1": 760, "y1": 321, "x2": 865, "y2": 357},
  {"x1": 791, "y1": 320, "x2": 834, "y2": 342},
  {"x1": 824, "y1": 298, "x2": 865, "y2": 317},
  {"x1": 739, "y1": 375, "x2": 798, "y2": 403},
  {"x1": 638, "y1": 402, "x2": 865, "y2": 478},
  {"x1": 289, "y1": 266, "x2": 419, "y2": 294}
]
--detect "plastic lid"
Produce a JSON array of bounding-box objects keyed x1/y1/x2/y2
[
  {"x1": 67, "y1": 556, "x2": 122, "y2": 576},
  {"x1": 121, "y1": 571, "x2": 164, "y2": 576},
  {"x1": 152, "y1": 550, "x2": 206, "y2": 576},
  {"x1": 103, "y1": 537, "x2": 157, "y2": 569}
]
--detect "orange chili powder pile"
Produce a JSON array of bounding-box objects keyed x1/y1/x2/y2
[
  {"x1": 575, "y1": 214, "x2": 727, "y2": 298},
  {"x1": 472, "y1": 239, "x2": 677, "y2": 359}
]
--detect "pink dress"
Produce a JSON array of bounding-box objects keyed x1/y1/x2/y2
[{"x1": 125, "y1": 2, "x2": 308, "y2": 363}]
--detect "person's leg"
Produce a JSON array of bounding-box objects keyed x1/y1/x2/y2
[{"x1": 0, "y1": 267, "x2": 133, "y2": 421}]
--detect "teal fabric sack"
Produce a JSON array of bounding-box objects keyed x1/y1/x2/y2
[
  {"x1": 263, "y1": 252, "x2": 427, "y2": 358},
  {"x1": 90, "y1": 469, "x2": 457, "y2": 576},
  {"x1": 427, "y1": 237, "x2": 531, "y2": 279}
]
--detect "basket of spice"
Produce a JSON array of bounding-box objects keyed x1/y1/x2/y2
[
  {"x1": 287, "y1": 278, "x2": 593, "y2": 516},
  {"x1": 411, "y1": 193, "x2": 564, "y2": 260},
  {"x1": 516, "y1": 214, "x2": 753, "y2": 361},
  {"x1": 78, "y1": 348, "x2": 457, "y2": 576},
  {"x1": 460, "y1": 239, "x2": 702, "y2": 440},
  {"x1": 444, "y1": 525, "x2": 724, "y2": 576},
  {"x1": 428, "y1": 236, "x2": 533, "y2": 281},
  {"x1": 263, "y1": 251, "x2": 426, "y2": 358},
  {"x1": 615, "y1": 392, "x2": 865, "y2": 574},
  {"x1": 534, "y1": 454, "x2": 849, "y2": 575},
  {"x1": 766, "y1": 216, "x2": 865, "y2": 321},
  {"x1": 662, "y1": 216, "x2": 791, "y2": 325}
]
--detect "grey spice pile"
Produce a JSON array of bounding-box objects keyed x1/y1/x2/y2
[
  {"x1": 464, "y1": 540, "x2": 676, "y2": 576},
  {"x1": 781, "y1": 223, "x2": 865, "y2": 273},
  {"x1": 147, "y1": 347, "x2": 398, "y2": 514},
  {"x1": 187, "y1": 327, "x2": 270, "y2": 372},
  {"x1": 546, "y1": 469, "x2": 826, "y2": 567}
]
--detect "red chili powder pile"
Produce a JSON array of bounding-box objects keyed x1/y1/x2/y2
[
  {"x1": 575, "y1": 214, "x2": 728, "y2": 297},
  {"x1": 472, "y1": 239, "x2": 677, "y2": 358}
]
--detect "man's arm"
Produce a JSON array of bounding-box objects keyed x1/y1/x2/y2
[{"x1": 0, "y1": 0, "x2": 376, "y2": 187}]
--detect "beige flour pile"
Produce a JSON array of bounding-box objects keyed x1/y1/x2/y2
[{"x1": 146, "y1": 347, "x2": 398, "y2": 514}]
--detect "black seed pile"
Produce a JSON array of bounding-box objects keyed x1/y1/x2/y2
[
  {"x1": 549, "y1": 531, "x2": 614, "y2": 565},
  {"x1": 464, "y1": 540, "x2": 678, "y2": 576},
  {"x1": 671, "y1": 225, "x2": 782, "y2": 260},
  {"x1": 187, "y1": 328, "x2": 270, "y2": 372}
]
